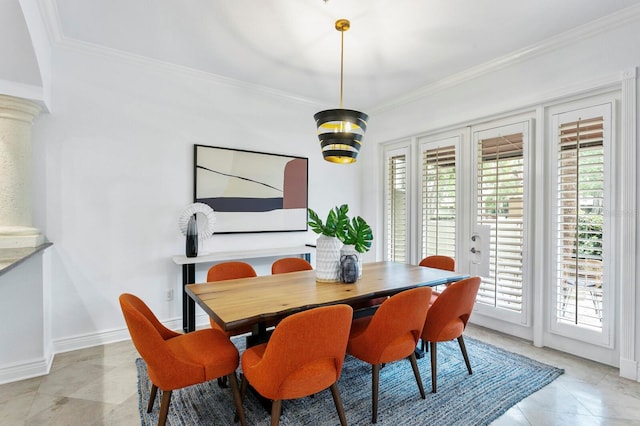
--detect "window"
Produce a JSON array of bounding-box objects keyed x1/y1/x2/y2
[
  {"x1": 420, "y1": 140, "x2": 457, "y2": 259},
  {"x1": 554, "y1": 109, "x2": 608, "y2": 332},
  {"x1": 384, "y1": 146, "x2": 410, "y2": 262}
]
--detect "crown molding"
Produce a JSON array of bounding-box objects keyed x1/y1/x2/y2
[
  {"x1": 370, "y1": 3, "x2": 640, "y2": 113},
  {"x1": 61, "y1": 36, "x2": 325, "y2": 107},
  {"x1": 39, "y1": 0, "x2": 323, "y2": 107}
]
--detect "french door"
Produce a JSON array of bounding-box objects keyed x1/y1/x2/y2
[{"x1": 469, "y1": 119, "x2": 531, "y2": 325}]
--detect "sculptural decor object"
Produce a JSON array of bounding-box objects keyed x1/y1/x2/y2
[
  {"x1": 178, "y1": 202, "x2": 215, "y2": 258},
  {"x1": 185, "y1": 214, "x2": 198, "y2": 258}
]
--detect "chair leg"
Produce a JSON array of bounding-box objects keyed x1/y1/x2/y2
[
  {"x1": 372, "y1": 364, "x2": 380, "y2": 423},
  {"x1": 270, "y1": 399, "x2": 282, "y2": 426},
  {"x1": 218, "y1": 376, "x2": 228, "y2": 388},
  {"x1": 458, "y1": 335, "x2": 473, "y2": 375},
  {"x1": 408, "y1": 352, "x2": 426, "y2": 399},
  {"x1": 329, "y1": 382, "x2": 348, "y2": 426},
  {"x1": 158, "y1": 389, "x2": 172, "y2": 426},
  {"x1": 239, "y1": 374, "x2": 248, "y2": 401},
  {"x1": 228, "y1": 373, "x2": 246, "y2": 426},
  {"x1": 147, "y1": 384, "x2": 158, "y2": 413},
  {"x1": 430, "y1": 341, "x2": 437, "y2": 393}
]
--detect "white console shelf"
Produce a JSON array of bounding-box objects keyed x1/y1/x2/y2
[{"x1": 172, "y1": 245, "x2": 313, "y2": 265}]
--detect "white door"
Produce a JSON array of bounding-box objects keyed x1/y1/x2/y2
[{"x1": 469, "y1": 118, "x2": 532, "y2": 327}]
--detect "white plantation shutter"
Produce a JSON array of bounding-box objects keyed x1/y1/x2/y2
[
  {"x1": 422, "y1": 144, "x2": 456, "y2": 258},
  {"x1": 385, "y1": 148, "x2": 409, "y2": 262},
  {"x1": 476, "y1": 131, "x2": 525, "y2": 313},
  {"x1": 555, "y1": 115, "x2": 605, "y2": 330}
]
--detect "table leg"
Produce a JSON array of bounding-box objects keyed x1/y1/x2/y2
[{"x1": 182, "y1": 263, "x2": 196, "y2": 333}]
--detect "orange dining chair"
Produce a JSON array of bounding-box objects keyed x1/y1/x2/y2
[
  {"x1": 421, "y1": 276, "x2": 481, "y2": 393},
  {"x1": 271, "y1": 257, "x2": 313, "y2": 274},
  {"x1": 206, "y1": 261, "x2": 257, "y2": 333},
  {"x1": 206, "y1": 261, "x2": 258, "y2": 388},
  {"x1": 419, "y1": 255, "x2": 456, "y2": 305},
  {"x1": 119, "y1": 293, "x2": 246, "y2": 426},
  {"x1": 347, "y1": 286, "x2": 432, "y2": 423},
  {"x1": 240, "y1": 304, "x2": 353, "y2": 426}
]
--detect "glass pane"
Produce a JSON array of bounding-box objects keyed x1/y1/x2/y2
[
  {"x1": 476, "y1": 132, "x2": 524, "y2": 313},
  {"x1": 556, "y1": 116, "x2": 604, "y2": 331},
  {"x1": 387, "y1": 154, "x2": 407, "y2": 262},
  {"x1": 422, "y1": 145, "x2": 456, "y2": 259}
]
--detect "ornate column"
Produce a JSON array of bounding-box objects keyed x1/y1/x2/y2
[{"x1": 0, "y1": 94, "x2": 43, "y2": 248}]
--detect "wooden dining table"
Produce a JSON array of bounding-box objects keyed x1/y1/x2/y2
[{"x1": 185, "y1": 260, "x2": 469, "y2": 343}]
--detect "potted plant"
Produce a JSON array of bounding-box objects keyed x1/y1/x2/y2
[{"x1": 308, "y1": 204, "x2": 373, "y2": 281}]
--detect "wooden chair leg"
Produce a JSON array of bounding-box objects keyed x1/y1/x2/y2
[
  {"x1": 430, "y1": 341, "x2": 437, "y2": 393},
  {"x1": 158, "y1": 389, "x2": 172, "y2": 426},
  {"x1": 228, "y1": 373, "x2": 246, "y2": 426},
  {"x1": 329, "y1": 382, "x2": 348, "y2": 426},
  {"x1": 408, "y1": 352, "x2": 426, "y2": 399},
  {"x1": 372, "y1": 364, "x2": 380, "y2": 423},
  {"x1": 147, "y1": 384, "x2": 158, "y2": 413},
  {"x1": 458, "y1": 335, "x2": 473, "y2": 375},
  {"x1": 218, "y1": 376, "x2": 228, "y2": 388},
  {"x1": 235, "y1": 375, "x2": 248, "y2": 423},
  {"x1": 239, "y1": 374, "x2": 248, "y2": 401},
  {"x1": 270, "y1": 399, "x2": 282, "y2": 426}
]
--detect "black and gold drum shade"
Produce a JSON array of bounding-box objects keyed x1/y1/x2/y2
[{"x1": 314, "y1": 108, "x2": 368, "y2": 164}]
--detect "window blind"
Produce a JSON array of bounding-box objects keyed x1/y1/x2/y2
[
  {"x1": 387, "y1": 154, "x2": 407, "y2": 262},
  {"x1": 476, "y1": 132, "x2": 524, "y2": 313},
  {"x1": 422, "y1": 145, "x2": 456, "y2": 258},
  {"x1": 556, "y1": 116, "x2": 604, "y2": 330}
]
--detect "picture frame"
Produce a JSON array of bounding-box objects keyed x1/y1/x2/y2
[{"x1": 194, "y1": 144, "x2": 309, "y2": 234}]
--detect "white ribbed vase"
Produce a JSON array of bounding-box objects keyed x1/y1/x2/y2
[{"x1": 315, "y1": 235, "x2": 342, "y2": 282}]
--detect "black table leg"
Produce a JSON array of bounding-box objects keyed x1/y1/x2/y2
[{"x1": 182, "y1": 263, "x2": 196, "y2": 333}]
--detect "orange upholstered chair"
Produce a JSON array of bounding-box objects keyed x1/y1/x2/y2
[
  {"x1": 421, "y1": 276, "x2": 481, "y2": 393},
  {"x1": 419, "y1": 254, "x2": 455, "y2": 271},
  {"x1": 419, "y1": 255, "x2": 456, "y2": 305},
  {"x1": 119, "y1": 293, "x2": 246, "y2": 426},
  {"x1": 240, "y1": 304, "x2": 353, "y2": 426},
  {"x1": 271, "y1": 257, "x2": 313, "y2": 274},
  {"x1": 347, "y1": 286, "x2": 432, "y2": 423},
  {"x1": 206, "y1": 261, "x2": 257, "y2": 333}
]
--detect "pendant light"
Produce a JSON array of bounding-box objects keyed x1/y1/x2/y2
[{"x1": 314, "y1": 19, "x2": 369, "y2": 164}]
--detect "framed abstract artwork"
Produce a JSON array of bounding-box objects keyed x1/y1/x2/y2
[{"x1": 194, "y1": 145, "x2": 309, "y2": 234}]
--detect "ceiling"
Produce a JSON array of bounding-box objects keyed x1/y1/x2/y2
[{"x1": 35, "y1": 0, "x2": 640, "y2": 108}]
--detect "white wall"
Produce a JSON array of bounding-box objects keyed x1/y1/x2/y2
[
  {"x1": 27, "y1": 44, "x2": 362, "y2": 351},
  {"x1": 362, "y1": 18, "x2": 640, "y2": 376},
  {"x1": 0, "y1": 252, "x2": 50, "y2": 384}
]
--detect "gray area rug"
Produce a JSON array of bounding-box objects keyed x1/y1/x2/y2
[{"x1": 136, "y1": 336, "x2": 563, "y2": 425}]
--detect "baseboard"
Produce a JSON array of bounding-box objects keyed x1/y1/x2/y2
[
  {"x1": 0, "y1": 354, "x2": 53, "y2": 385},
  {"x1": 619, "y1": 357, "x2": 639, "y2": 381},
  {"x1": 51, "y1": 315, "x2": 213, "y2": 354},
  {"x1": 4, "y1": 314, "x2": 213, "y2": 384}
]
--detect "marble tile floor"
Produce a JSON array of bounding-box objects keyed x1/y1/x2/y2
[{"x1": 1, "y1": 324, "x2": 639, "y2": 425}]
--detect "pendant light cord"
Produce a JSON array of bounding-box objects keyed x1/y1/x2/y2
[{"x1": 339, "y1": 28, "x2": 344, "y2": 108}]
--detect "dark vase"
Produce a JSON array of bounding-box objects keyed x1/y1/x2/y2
[
  {"x1": 339, "y1": 254, "x2": 359, "y2": 283},
  {"x1": 186, "y1": 214, "x2": 198, "y2": 258}
]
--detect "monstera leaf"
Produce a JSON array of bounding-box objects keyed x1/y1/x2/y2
[
  {"x1": 343, "y1": 216, "x2": 373, "y2": 253},
  {"x1": 307, "y1": 204, "x2": 350, "y2": 239}
]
